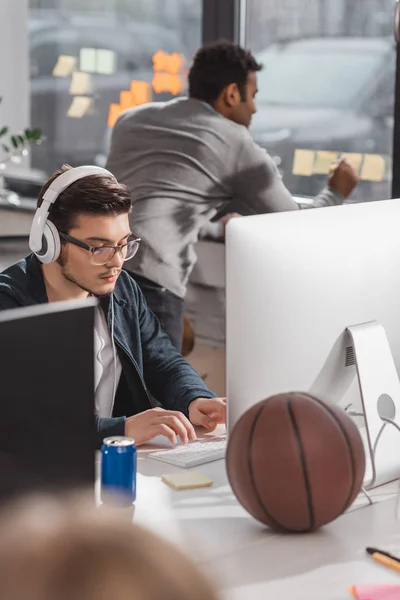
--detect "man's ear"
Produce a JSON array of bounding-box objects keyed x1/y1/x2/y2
[{"x1": 222, "y1": 83, "x2": 241, "y2": 107}]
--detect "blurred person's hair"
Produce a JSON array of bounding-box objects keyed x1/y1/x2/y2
[
  {"x1": 188, "y1": 40, "x2": 262, "y2": 103},
  {"x1": 0, "y1": 492, "x2": 220, "y2": 600}
]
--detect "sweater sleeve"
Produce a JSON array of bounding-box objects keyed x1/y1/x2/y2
[
  {"x1": 95, "y1": 416, "x2": 126, "y2": 449},
  {"x1": 0, "y1": 287, "x2": 23, "y2": 310},
  {"x1": 135, "y1": 284, "x2": 216, "y2": 415},
  {"x1": 231, "y1": 132, "x2": 344, "y2": 213}
]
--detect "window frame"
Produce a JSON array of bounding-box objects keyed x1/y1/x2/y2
[
  {"x1": 201, "y1": 0, "x2": 400, "y2": 200},
  {"x1": 202, "y1": 0, "x2": 240, "y2": 45}
]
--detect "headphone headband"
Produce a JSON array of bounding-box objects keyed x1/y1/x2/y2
[
  {"x1": 29, "y1": 165, "x2": 116, "y2": 262},
  {"x1": 42, "y1": 165, "x2": 116, "y2": 205}
]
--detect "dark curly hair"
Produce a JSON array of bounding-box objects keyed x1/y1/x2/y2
[
  {"x1": 188, "y1": 41, "x2": 262, "y2": 104},
  {"x1": 37, "y1": 164, "x2": 132, "y2": 234}
]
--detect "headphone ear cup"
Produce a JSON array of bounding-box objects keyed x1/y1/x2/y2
[{"x1": 35, "y1": 220, "x2": 61, "y2": 264}]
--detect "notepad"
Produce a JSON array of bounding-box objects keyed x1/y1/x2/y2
[
  {"x1": 350, "y1": 584, "x2": 400, "y2": 599},
  {"x1": 161, "y1": 471, "x2": 213, "y2": 490}
]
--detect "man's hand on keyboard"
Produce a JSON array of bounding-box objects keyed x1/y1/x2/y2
[
  {"x1": 188, "y1": 397, "x2": 226, "y2": 431},
  {"x1": 125, "y1": 408, "x2": 197, "y2": 446}
]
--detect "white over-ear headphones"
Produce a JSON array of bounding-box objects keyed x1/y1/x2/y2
[{"x1": 29, "y1": 165, "x2": 116, "y2": 264}]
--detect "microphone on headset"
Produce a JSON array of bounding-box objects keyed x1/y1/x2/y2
[{"x1": 110, "y1": 294, "x2": 117, "y2": 403}]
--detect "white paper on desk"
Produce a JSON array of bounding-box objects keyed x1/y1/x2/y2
[{"x1": 223, "y1": 561, "x2": 399, "y2": 600}]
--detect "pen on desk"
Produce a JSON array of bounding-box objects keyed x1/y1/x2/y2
[{"x1": 366, "y1": 547, "x2": 400, "y2": 573}]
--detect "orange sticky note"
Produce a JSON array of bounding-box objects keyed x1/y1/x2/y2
[
  {"x1": 152, "y1": 50, "x2": 183, "y2": 74},
  {"x1": 130, "y1": 81, "x2": 151, "y2": 105},
  {"x1": 108, "y1": 103, "x2": 121, "y2": 128},
  {"x1": 164, "y1": 52, "x2": 182, "y2": 75},
  {"x1": 120, "y1": 90, "x2": 134, "y2": 111},
  {"x1": 152, "y1": 72, "x2": 182, "y2": 95},
  {"x1": 152, "y1": 50, "x2": 167, "y2": 72}
]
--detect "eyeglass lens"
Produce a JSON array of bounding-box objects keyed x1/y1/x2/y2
[{"x1": 90, "y1": 240, "x2": 140, "y2": 266}]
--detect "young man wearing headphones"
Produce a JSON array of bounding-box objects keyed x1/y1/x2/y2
[{"x1": 0, "y1": 165, "x2": 226, "y2": 448}]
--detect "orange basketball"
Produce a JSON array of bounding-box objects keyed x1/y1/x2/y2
[{"x1": 226, "y1": 392, "x2": 365, "y2": 532}]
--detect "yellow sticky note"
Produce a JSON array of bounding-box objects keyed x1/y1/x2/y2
[
  {"x1": 292, "y1": 149, "x2": 315, "y2": 176},
  {"x1": 67, "y1": 96, "x2": 92, "y2": 118},
  {"x1": 69, "y1": 71, "x2": 93, "y2": 96},
  {"x1": 341, "y1": 153, "x2": 363, "y2": 172},
  {"x1": 96, "y1": 49, "x2": 116, "y2": 75},
  {"x1": 52, "y1": 55, "x2": 76, "y2": 78},
  {"x1": 80, "y1": 47, "x2": 97, "y2": 73},
  {"x1": 361, "y1": 154, "x2": 386, "y2": 182},
  {"x1": 161, "y1": 471, "x2": 213, "y2": 490},
  {"x1": 313, "y1": 150, "x2": 339, "y2": 175}
]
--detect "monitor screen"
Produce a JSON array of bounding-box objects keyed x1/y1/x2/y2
[{"x1": 0, "y1": 298, "x2": 96, "y2": 503}]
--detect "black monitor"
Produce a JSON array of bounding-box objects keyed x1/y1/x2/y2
[{"x1": 0, "y1": 298, "x2": 96, "y2": 503}]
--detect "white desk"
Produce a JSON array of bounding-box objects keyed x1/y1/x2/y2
[{"x1": 128, "y1": 446, "x2": 400, "y2": 600}]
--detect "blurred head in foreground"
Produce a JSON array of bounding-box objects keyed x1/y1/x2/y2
[{"x1": 0, "y1": 492, "x2": 220, "y2": 600}]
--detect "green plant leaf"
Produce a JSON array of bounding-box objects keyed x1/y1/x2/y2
[
  {"x1": 0, "y1": 127, "x2": 8, "y2": 137},
  {"x1": 31, "y1": 128, "x2": 42, "y2": 140},
  {"x1": 11, "y1": 135, "x2": 19, "y2": 149},
  {"x1": 2, "y1": 144, "x2": 10, "y2": 154},
  {"x1": 24, "y1": 128, "x2": 42, "y2": 142}
]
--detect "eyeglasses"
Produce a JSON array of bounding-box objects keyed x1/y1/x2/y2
[{"x1": 59, "y1": 232, "x2": 141, "y2": 266}]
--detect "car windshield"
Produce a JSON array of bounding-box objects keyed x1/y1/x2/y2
[{"x1": 256, "y1": 43, "x2": 385, "y2": 109}]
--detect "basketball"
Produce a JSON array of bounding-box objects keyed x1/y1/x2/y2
[{"x1": 226, "y1": 392, "x2": 365, "y2": 532}]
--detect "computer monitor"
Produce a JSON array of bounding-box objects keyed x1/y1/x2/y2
[
  {"x1": 226, "y1": 199, "x2": 400, "y2": 489},
  {"x1": 0, "y1": 298, "x2": 96, "y2": 503}
]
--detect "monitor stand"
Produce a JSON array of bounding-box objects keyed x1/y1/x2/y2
[
  {"x1": 310, "y1": 320, "x2": 400, "y2": 489},
  {"x1": 346, "y1": 321, "x2": 400, "y2": 489}
]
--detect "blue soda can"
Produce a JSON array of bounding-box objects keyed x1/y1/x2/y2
[{"x1": 101, "y1": 436, "x2": 137, "y2": 506}]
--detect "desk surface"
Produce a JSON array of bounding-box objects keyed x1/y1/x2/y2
[{"x1": 120, "y1": 436, "x2": 400, "y2": 600}]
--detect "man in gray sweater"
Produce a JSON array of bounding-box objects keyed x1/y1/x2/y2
[{"x1": 106, "y1": 41, "x2": 359, "y2": 351}]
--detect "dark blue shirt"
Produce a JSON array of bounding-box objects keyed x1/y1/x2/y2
[{"x1": 0, "y1": 254, "x2": 215, "y2": 446}]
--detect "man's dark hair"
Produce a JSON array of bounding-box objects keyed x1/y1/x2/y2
[
  {"x1": 37, "y1": 164, "x2": 132, "y2": 233},
  {"x1": 188, "y1": 41, "x2": 262, "y2": 104}
]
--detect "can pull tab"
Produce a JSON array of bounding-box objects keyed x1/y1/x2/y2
[{"x1": 395, "y1": 1, "x2": 400, "y2": 44}]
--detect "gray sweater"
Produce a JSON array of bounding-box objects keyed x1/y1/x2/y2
[{"x1": 106, "y1": 97, "x2": 342, "y2": 297}]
